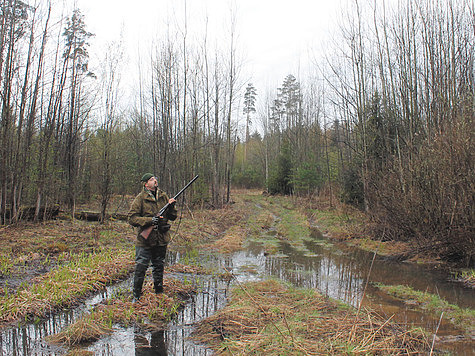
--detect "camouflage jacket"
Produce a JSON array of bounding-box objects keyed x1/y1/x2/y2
[{"x1": 128, "y1": 187, "x2": 177, "y2": 247}]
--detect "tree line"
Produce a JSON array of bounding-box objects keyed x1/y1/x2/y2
[
  {"x1": 0, "y1": 0, "x2": 241, "y2": 223},
  {"x1": 234, "y1": 0, "x2": 474, "y2": 265},
  {"x1": 1, "y1": 0, "x2": 473, "y2": 264}
]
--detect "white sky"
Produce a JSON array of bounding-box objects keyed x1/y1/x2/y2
[{"x1": 73, "y1": 0, "x2": 342, "y2": 94}]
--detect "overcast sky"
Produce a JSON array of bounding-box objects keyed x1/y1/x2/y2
[{"x1": 73, "y1": 0, "x2": 342, "y2": 95}]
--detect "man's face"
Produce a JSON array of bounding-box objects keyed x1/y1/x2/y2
[{"x1": 145, "y1": 176, "x2": 158, "y2": 191}]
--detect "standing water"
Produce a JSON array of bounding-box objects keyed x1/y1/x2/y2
[{"x1": 1, "y1": 225, "x2": 473, "y2": 355}]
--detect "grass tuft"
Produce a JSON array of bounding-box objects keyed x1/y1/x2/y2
[
  {"x1": 0, "y1": 248, "x2": 135, "y2": 325},
  {"x1": 48, "y1": 314, "x2": 112, "y2": 346},
  {"x1": 48, "y1": 278, "x2": 194, "y2": 346},
  {"x1": 193, "y1": 279, "x2": 430, "y2": 355}
]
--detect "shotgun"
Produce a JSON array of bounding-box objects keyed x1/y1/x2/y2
[{"x1": 140, "y1": 175, "x2": 199, "y2": 239}]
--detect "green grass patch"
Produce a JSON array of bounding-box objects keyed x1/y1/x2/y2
[
  {"x1": 246, "y1": 210, "x2": 275, "y2": 238},
  {"x1": 374, "y1": 283, "x2": 475, "y2": 335},
  {"x1": 311, "y1": 209, "x2": 350, "y2": 237},
  {"x1": 247, "y1": 235, "x2": 282, "y2": 254},
  {"x1": 233, "y1": 193, "x2": 314, "y2": 254},
  {"x1": 275, "y1": 208, "x2": 310, "y2": 240},
  {"x1": 0, "y1": 255, "x2": 15, "y2": 277},
  {"x1": 98, "y1": 229, "x2": 122, "y2": 244},
  {"x1": 273, "y1": 207, "x2": 311, "y2": 253}
]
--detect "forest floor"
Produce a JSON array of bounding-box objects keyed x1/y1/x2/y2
[{"x1": 0, "y1": 189, "x2": 472, "y2": 355}]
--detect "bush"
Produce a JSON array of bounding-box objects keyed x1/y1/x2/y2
[
  {"x1": 267, "y1": 141, "x2": 292, "y2": 194},
  {"x1": 291, "y1": 162, "x2": 324, "y2": 195},
  {"x1": 366, "y1": 114, "x2": 474, "y2": 265},
  {"x1": 232, "y1": 166, "x2": 265, "y2": 189},
  {"x1": 341, "y1": 165, "x2": 364, "y2": 209}
]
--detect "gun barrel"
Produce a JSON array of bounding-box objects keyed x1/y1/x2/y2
[{"x1": 172, "y1": 175, "x2": 199, "y2": 201}]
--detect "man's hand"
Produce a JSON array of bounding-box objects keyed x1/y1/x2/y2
[
  {"x1": 169, "y1": 198, "x2": 176, "y2": 205},
  {"x1": 152, "y1": 216, "x2": 164, "y2": 225}
]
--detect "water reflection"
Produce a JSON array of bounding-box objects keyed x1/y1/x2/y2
[
  {"x1": 1, "y1": 225, "x2": 473, "y2": 355},
  {"x1": 0, "y1": 281, "x2": 129, "y2": 355},
  {"x1": 134, "y1": 330, "x2": 167, "y2": 356},
  {"x1": 0, "y1": 310, "x2": 77, "y2": 355},
  {"x1": 162, "y1": 277, "x2": 227, "y2": 355},
  {"x1": 88, "y1": 229, "x2": 475, "y2": 355},
  {"x1": 89, "y1": 328, "x2": 169, "y2": 356}
]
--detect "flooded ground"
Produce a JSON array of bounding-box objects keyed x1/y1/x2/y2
[{"x1": 1, "y1": 199, "x2": 473, "y2": 355}]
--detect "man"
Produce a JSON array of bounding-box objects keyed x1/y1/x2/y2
[{"x1": 128, "y1": 173, "x2": 177, "y2": 300}]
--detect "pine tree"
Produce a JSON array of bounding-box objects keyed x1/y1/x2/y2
[{"x1": 243, "y1": 83, "x2": 257, "y2": 142}]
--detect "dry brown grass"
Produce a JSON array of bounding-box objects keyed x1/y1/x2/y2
[
  {"x1": 0, "y1": 219, "x2": 136, "y2": 298},
  {"x1": 167, "y1": 263, "x2": 208, "y2": 275},
  {"x1": 0, "y1": 248, "x2": 135, "y2": 325},
  {"x1": 172, "y1": 195, "x2": 253, "y2": 252},
  {"x1": 209, "y1": 225, "x2": 247, "y2": 254},
  {"x1": 0, "y1": 219, "x2": 134, "y2": 256},
  {"x1": 193, "y1": 279, "x2": 430, "y2": 355},
  {"x1": 48, "y1": 314, "x2": 113, "y2": 346}
]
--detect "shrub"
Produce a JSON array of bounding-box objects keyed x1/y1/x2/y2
[{"x1": 341, "y1": 165, "x2": 364, "y2": 209}]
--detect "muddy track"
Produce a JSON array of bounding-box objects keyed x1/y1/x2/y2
[{"x1": 0, "y1": 192, "x2": 473, "y2": 355}]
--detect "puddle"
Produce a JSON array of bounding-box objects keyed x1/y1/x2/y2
[
  {"x1": 0, "y1": 280, "x2": 131, "y2": 355},
  {"x1": 1, "y1": 225, "x2": 473, "y2": 355}
]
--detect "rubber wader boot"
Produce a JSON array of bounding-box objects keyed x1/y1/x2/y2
[
  {"x1": 154, "y1": 280, "x2": 163, "y2": 294},
  {"x1": 133, "y1": 264, "x2": 147, "y2": 299},
  {"x1": 152, "y1": 259, "x2": 164, "y2": 294}
]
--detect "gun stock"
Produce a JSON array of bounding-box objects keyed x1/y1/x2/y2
[
  {"x1": 140, "y1": 225, "x2": 154, "y2": 240},
  {"x1": 140, "y1": 175, "x2": 198, "y2": 240}
]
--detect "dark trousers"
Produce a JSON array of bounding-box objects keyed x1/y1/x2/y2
[{"x1": 133, "y1": 245, "x2": 167, "y2": 298}]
